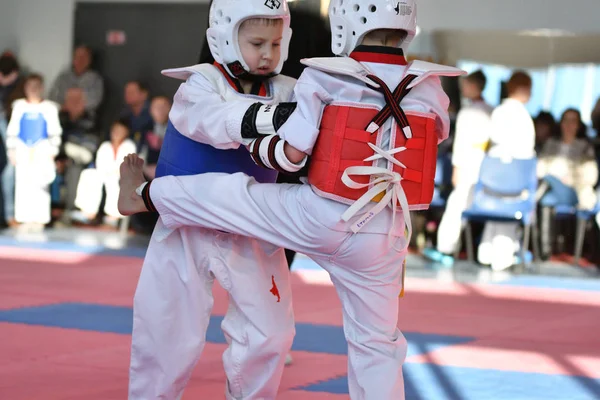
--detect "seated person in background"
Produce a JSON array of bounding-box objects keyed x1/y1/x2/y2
[
  {"x1": 120, "y1": 81, "x2": 153, "y2": 152},
  {"x1": 139, "y1": 96, "x2": 170, "y2": 180},
  {"x1": 73, "y1": 118, "x2": 136, "y2": 227},
  {"x1": 477, "y1": 71, "x2": 535, "y2": 271},
  {"x1": 55, "y1": 87, "x2": 99, "y2": 225},
  {"x1": 49, "y1": 45, "x2": 104, "y2": 118},
  {"x1": 592, "y1": 97, "x2": 600, "y2": 138},
  {"x1": 537, "y1": 108, "x2": 598, "y2": 259},
  {"x1": 424, "y1": 70, "x2": 492, "y2": 264}
]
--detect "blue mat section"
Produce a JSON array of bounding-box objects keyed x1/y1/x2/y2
[
  {"x1": 0, "y1": 303, "x2": 473, "y2": 356},
  {"x1": 4, "y1": 303, "x2": 599, "y2": 399},
  {"x1": 0, "y1": 237, "x2": 147, "y2": 258},
  {"x1": 496, "y1": 275, "x2": 600, "y2": 292},
  {"x1": 0, "y1": 303, "x2": 135, "y2": 334},
  {"x1": 300, "y1": 363, "x2": 600, "y2": 399}
]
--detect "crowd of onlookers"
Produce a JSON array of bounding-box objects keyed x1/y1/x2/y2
[
  {"x1": 2, "y1": 43, "x2": 600, "y2": 267},
  {"x1": 423, "y1": 69, "x2": 600, "y2": 269},
  {"x1": 0, "y1": 46, "x2": 170, "y2": 234}
]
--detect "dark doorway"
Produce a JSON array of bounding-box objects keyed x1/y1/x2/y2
[{"x1": 74, "y1": 2, "x2": 209, "y2": 134}]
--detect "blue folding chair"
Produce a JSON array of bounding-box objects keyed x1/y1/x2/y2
[{"x1": 454, "y1": 156, "x2": 538, "y2": 268}]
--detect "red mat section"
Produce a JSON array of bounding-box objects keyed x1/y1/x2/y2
[
  {"x1": 1, "y1": 248, "x2": 600, "y2": 399},
  {"x1": 0, "y1": 251, "x2": 142, "y2": 307}
]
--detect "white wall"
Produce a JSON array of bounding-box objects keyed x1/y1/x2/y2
[
  {"x1": 67, "y1": 0, "x2": 600, "y2": 35},
  {"x1": 0, "y1": 0, "x2": 17, "y2": 55},
  {"x1": 417, "y1": 0, "x2": 600, "y2": 34},
  {"x1": 435, "y1": 31, "x2": 600, "y2": 68},
  {"x1": 13, "y1": 0, "x2": 75, "y2": 86}
]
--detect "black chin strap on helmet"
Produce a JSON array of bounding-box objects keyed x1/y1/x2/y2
[{"x1": 226, "y1": 61, "x2": 277, "y2": 83}]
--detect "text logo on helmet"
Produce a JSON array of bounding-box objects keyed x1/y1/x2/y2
[
  {"x1": 264, "y1": 0, "x2": 281, "y2": 9},
  {"x1": 394, "y1": 2, "x2": 413, "y2": 16}
]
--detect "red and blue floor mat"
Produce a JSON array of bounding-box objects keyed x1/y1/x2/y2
[{"x1": 1, "y1": 241, "x2": 599, "y2": 399}]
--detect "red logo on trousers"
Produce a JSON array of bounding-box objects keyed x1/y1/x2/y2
[{"x1": 270, "y1": 276, "x2": 281, "y2": 303}]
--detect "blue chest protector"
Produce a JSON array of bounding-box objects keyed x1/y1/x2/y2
[
  {"x1": 155, "y1": 121, "x2": 278, "y2": 183},
  {"x1": 19, "y1": 112, "x2": 48, "y2": 146}
]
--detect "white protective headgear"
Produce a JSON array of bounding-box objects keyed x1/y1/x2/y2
[
  {"x1": 329, "y1": 0, "x2": 417, "y2": 56},
  {"x1": 207, "y1": 0, "x2": 292, "y2": 78}
]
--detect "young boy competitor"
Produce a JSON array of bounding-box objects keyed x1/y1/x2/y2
[{"x1": 127, "y1": 1, "x2": 302, "y2": 399}]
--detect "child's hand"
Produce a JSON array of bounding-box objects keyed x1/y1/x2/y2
[{"x1": 283, "y1": 142, "x2": 306, "y2": 164}]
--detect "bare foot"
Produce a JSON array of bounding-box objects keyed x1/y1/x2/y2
[{"x1": 118, "y1": 154, "x2": 148, "y2": 216}]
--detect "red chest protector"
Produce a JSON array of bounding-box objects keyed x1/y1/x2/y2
[
  {"x1": 308, "y1": 104, "x2": 439, "y2": 210},
  {"x1": 299, "y1": 55, "x2": 464, "y2": 243},
  {"x1": 306, "y1": 71, "x2": 443, "y2": 241}
]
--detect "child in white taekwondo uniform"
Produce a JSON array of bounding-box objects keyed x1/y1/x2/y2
[
  {"x1": 477, "y1": 71, "x2": 535, "y2": 271},
  {"x1": 126, "y1": 1, "x2": 300, "y2": 399},
  {"x1": 6, "y1": 74, "x2": 61, "y2": 230},
  {"x1": 425, "y1": 70, "x2": 493, "y2": 263},
  {"x1": 119, "y1": 0, "x2": 464, "y2": 398}
]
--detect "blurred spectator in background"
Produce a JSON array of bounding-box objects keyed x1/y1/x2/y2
[
  {"x1": 592, "y1": 97, "x2": 600, "y2": 137},
  {"x1": 537, "y1": 108, "x2": 598, "y2": 259},
  {"x1": 49, "y1": 45, "x2": 104, "y2": 118},
  {"x1": 534, "y1": 111, "x2": 557, "y2": 154},
  {"x1": 478, "y1": 71, "x2": 535, "y2": 271},
  {"x1": 425, "y1": 70, "x2": 492, "y2": 263},
  {"x1": 120, "y1": 81, "x2": 153, "y2": 152},
  {"x1": 0, "y1": 51, "x2": 24, "y2": 228},
  {"x1": 6, "y1": 74, "x2": 62, "y2": 233},
  {"x1": 55, "y1": 87, "x2": 99, "y2": 225},
  {"x1": 74, "y1": 118, "x2": 136, "y2": 228},
  {"x1": 140, "y1": 96, "x2": 170, "y2": 180}
]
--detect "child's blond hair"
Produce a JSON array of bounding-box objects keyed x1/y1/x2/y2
[{"x1": 240, "y1": 17, "x2": 284, "y2": 29}]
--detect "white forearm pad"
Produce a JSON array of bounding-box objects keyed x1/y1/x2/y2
[
  {"x1": 274, "y1": 139, "x2": 307, "y2": 173},
  {"x1": 249, "y1": 135, "x2": 278, "y2": 170},
  {"x1": 248, "y1": 135, "x2": 306, "y2": 174}
]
